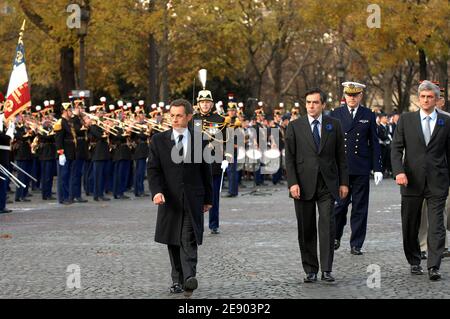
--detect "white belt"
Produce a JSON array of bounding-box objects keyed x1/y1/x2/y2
[{"x1": 0, "y1": 145, "x2": 11, "y2": 151}]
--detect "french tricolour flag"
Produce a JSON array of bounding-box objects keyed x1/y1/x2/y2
[{"x1": 4, "y1": 20, "x2": 31, "y2": 122}]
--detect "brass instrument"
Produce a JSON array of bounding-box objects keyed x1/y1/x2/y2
[
  {"x1": 144, "y1": 118, "x2": 171, "y2": 132},
  {"x1": 82, "y1": 112, "x2": 119, "y2": 136}
]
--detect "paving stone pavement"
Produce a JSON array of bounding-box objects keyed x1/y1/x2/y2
[{"x1": 0, "y1": 179, "x2": 449, "y2": 299}]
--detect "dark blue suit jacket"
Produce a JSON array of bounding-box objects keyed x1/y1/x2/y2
[{"x1": 330, "y1": 105, "x2": 382, "y2": 175}]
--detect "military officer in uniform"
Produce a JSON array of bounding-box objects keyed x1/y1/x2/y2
[
  {"x1": 70, "y1": 101, "x2": 89, "y2": 203},
  {"x1": 330, "y1": 82, "x2": 383, "y2": 255},
  {"x1": 54, "y1": 103, "x2": 77, "y2": 205},
  {"x1": 88, "y1": 110, "x2": 111, "y2": 201},
  {"x1": 0, "y1": 112, "x2": 14, "y2": 214},
  {"x1": 38, "y1": 116, "x2": 56, "y2": 200},
  {"x1": 13, "y1": 113, "x2": 33, "y2": 202},
  {"x1": 193, "y1": 87, "x2": 226, "y2": 234},
  {"x1": 224, "y1": 97, "x2": 241, "y2": 198}
]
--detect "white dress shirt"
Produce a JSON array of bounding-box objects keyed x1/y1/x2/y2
[
  {"x1": 348, "y1": 106, "x2": 359, "y2": 119},
  {"x1": 420, "y1": 108, "x2": 437, "y2": 139}
]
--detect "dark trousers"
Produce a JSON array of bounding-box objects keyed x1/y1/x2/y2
[
  {"x1": 134, "y1": 159, "x2": 146, "y2": 196},
  {"x1": 227, "y1": 157, "x2": 239, "y2": 196},
  {"x1": 31, "y1": 157, "x2": 41, "y2": 190},
  {"x1": 127, "y1": 161, "x2": 134, "y2": 191},
  {"x1": 167, "y1": 209, "x2": 197, "y2": 285},
  {"x1": 70, "y1": 159, "x2": 85, "y2": 199},
  {"x1": 113, "y1": 160, "x2": 130, "y2": 197},
  {"x1": 93, "y1": 160, "x2": 107, "y2": 199},
  {"x1": 401, "y1": 188, "x2": 446, "y2": 270},
  {"x1": 105, "y1": 160, "x2": 114, "y2": 193},
  {"x1": 15, "y1": 160, "x2": 32, "y2": 200},
  {"x1": 294, "y1": 173, "x2": 335, "y2": 274},
  {"x1": 334, "y1": 174, "x2": 370, "y2": 249},
  {"x1": 57, "y1": 160, "x2": 73, "y2": 203},
  {"x1": 40, "y1": 160, "x2": 54, "y2": 199},
  {"x1": 83, "y1": 160, "x2": 94, "y2": 195},
  {"x1": 209, "y1": 174, "x2": 222, "y2": 230},
  {"x1": 0, "y1": 173, "x2": 7, "y2": 210},
  {"x1": 381, "y1": 145, "x2": 391, "y2": 174},
  {"x1": 272, "y1": 167, "x2": 283, "y2": 185},
  {"x1": 255, "y1": 167, "x2": 264, "y2": 185}
]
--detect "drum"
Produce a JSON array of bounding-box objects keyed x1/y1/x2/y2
[
  {"x1": 262, "y1": 149, "x2": 281, "y2": 174},
  {"x1": 246, "y1": 148, "x2": 262, "y2": 161},
  {"x1": 244, "y1": 147, "x2": 261, "y2": 172}
]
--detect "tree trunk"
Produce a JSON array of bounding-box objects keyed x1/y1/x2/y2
[
  {"x1": 147, "y1": 1, "x2": 158, "y2": 107},
  {"x1": 148, "y1": 33, "x2": 158, "y2": 106},
  {"x1": 59, "y1": 46, "x2": 76, "y2": 103},
  {"x1": 419, "y1": 49, "x2": 427, "y2": 81},
  {"x1": 437, "y1": 57, "x2": 448, "y2": 110},
  {"x1": 272, "y1": 51, "x2": 283, "y2": 105},
  {"x1": 382, "y1": 69, "x2": 394, "y2": 114},
  {"x1": 159, "y1": 1, "x2": 169, "y2": 102}
]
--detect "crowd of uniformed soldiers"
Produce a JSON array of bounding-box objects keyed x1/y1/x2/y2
[{"x1": 0, "y1": 92, "x2": 294, "y2": 218}]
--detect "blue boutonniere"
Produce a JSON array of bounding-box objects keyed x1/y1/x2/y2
[
  {"x1": 325, "y1": 124, "x2": 333, "y2": 131},
  {"x1": 437, "y1": 119, "x2": 445, "y2": 126}
]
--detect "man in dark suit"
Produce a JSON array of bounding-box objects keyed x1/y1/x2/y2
[
  {"x1": 285, "y1": 88, "x2": 349, "y2": 283},
  {"x1": 148, "y1": 99, "x2": 213, "y2": 297},
  {"x1": 391, "y1": 80, "x2": 450, "y2": 281},
  {"x1": 330, "y1": 82, "x2": 383, "y2": 255}
]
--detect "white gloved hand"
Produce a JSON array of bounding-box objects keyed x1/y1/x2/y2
[
  {"x1": 6, "y1": 121, "x2": 15, "y2": 140},
  {"x1": 221, "y1": 160, "x2": 229, "y2": 171},
  {"x1": 59, "y1": 154, "x2": 67, "y2": 166},
  {"x1": 374, "y1": 172, "x2": 383, "y2": 186}
]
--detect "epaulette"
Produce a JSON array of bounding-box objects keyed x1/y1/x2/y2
[
  {"x1": 223, "y1": 116, "x2": 231, "y2": 124},
  {"x1": 53, "y1": 119, "x2": 62, "y2": 132}
]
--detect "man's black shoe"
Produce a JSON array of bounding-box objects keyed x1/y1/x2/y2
[
  {"x1": 410, "y1": 265, "x2": 424, "y2": 275},
  {"x1": 223, "y1": 194, "x2": 237, "y2": 198},
  {"x1": 428, "y1": 267, "x2": 441, "y2": 281},
  {"x1": 321, "y1": 272, "x2": 335, "y2": 282},
  {"x1": 62, "y1": 200, "x2": 73, "y2": 205},
  {"x1": 100, "y1": 197, "x2": 110, "y2": 201},
  {"x1": 421, "y1": 251, "x2": 427, "y2": 260},
  {"x1": 169, "y1": 283, "x2": 183, "y2": 294},
  {"x1": 73, "y1": 197, "x2": 88, "y2": 203},
  {"x1": 442, "y1": 249, "x2": 450, "y2": 258},
  {"x1": 351, "y1": 247, "x2": 363, "y2": 255},
  {"x1": 334, "y1": 239, "x2": 340, "y2": 250},
  {"x1": 16, "y1": 198, "x2": 31, "y2": 202},
  {"x1": 304, "y1": 273, "x2": 317, "y2": 283},
  {"x1": 183, "y1": 277, "x2": 198, "y2": 297},
  {"x1": 0, "y1": 209, "x2": 12, "y2": 214}
]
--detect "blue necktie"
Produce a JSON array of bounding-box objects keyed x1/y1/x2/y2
[{"x1": 312, "y1": 120, "x2": 320, "y2": 152}]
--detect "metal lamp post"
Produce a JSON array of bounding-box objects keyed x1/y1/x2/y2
[{"x1": 78, "y1": 6, "x2": 90, "y2": 90}]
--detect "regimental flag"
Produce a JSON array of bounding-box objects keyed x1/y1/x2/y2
[{"x1": 4, "y1": 20, "x2": 31, "y2": 122}]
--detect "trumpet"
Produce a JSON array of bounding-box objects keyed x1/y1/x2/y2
[
  {"x1": 144, "y1": 118, "x2": 171, "y2": 132},
  {"x1": 82, "y1": 112, "x2": 119, "y2": 136}
]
